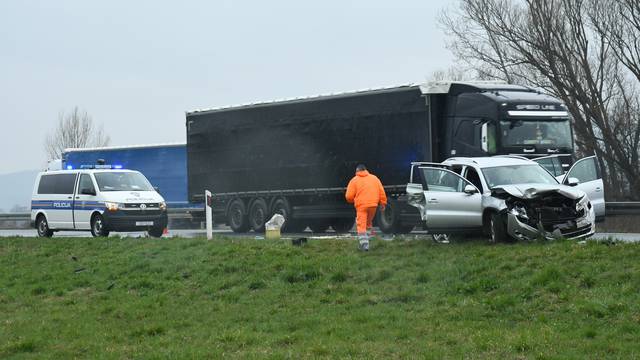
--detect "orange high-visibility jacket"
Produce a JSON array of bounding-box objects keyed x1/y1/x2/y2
[{"x1": 345, "y1": 170, "x2": 387, "y2": 209}]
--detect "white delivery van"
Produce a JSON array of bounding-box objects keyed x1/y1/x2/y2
[{"x1": 31, "y1": 168, "x2": 168, "y2": 237}]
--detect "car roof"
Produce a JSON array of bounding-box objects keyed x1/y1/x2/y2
[{"x1": 442, "y1": 156, "x2": 537, "y2": 168}]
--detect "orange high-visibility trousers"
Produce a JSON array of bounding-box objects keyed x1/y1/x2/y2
[{"x1": 356, "y1": 206, "x2": 377, "y2": 235}]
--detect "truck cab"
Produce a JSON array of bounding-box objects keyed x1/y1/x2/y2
[{"x1": 423, "y1": 82, "x2": 574, "y2": 171}]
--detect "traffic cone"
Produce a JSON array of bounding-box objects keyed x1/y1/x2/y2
[{"x1": 162, "y1": 227, "x2": 169, "y2": 236}]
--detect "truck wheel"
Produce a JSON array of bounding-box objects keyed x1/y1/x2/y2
[
  {"x1": 308, "y1": 220, "x2": 330, "y2": 233},
  {"x1": 377, "y1": 201, "x2": 400, "y2": 234},
  {"x1": 248, "y1": 198, "x2": 269, "y2": 233},
  {"x1": 271, "y1": 197, "x2": 304, "y2": 233},
  {"x1": 148, "y1": 226, "x2": 164, "y2": 238},
  {"x1": 91, "y1": 214, "x2": 110, "y2": 237},
  {"x1": 36, "y1": 215, "x2": 54, "y2": 238},
  {"x1": 227, "y1": 199, "x2": 250, "y2": 233},
  {"x1": 489, "y1": 212, "x2": 510, "y2": 243},
  {"x1": 330, "y1": 218, "x2": 355, "y2": 233}
]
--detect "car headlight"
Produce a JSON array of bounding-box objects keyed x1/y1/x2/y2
[
  {"x1": 105, "y1": 202, "x2": 120, "y2": 212},
  {"x1": 159, "y1": 201, "x2": 167, "y2": 211},
  {"x1": 576, "y1": 197, "x2": 592, "y2": 214},
  {"x1": 509, "y1": 204, "x2": 529, "y2": 220}
]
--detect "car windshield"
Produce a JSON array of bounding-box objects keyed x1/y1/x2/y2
[
  {"x1": 94, "y1": 172, "x2": 154, "y2": 192},
  {"x1": 500, "y1": 119, "x2": 572, "y2": 147},
  {"x1": 483, "y1": 164, "x2": 558, "y2": 188}
]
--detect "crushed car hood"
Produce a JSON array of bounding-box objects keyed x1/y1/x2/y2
[{"x1": 492, "y1": 183, "x2": 585, "y2": 200}]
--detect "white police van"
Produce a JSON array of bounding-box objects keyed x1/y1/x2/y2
[{"x1": 31, "y1": 166, "x2": 168, "y2": 237}]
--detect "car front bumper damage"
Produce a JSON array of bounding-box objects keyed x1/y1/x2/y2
[{"x1": 506, "y1": 206, "x2": 595, "y2": 241}]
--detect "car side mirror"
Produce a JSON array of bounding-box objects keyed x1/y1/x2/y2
[
  {"x1": 154, "y1": 186, "x2": 160, "y2": 193},
  {"x1": 464, "y1": 184, "x2": 479, "y2": 194},
  {"x1": 81, "y1": 188, "x2": 96, "y2": 196},
  {"x1": 566, "y1": 177, "x2": 580, "y2": 186}
]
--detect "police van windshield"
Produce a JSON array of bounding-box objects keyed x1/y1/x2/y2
[
  {"x1": 500, "y1": 119, "x2": 572, "y2": 148},
  {"x1": 94, "y1": 172, "x2": 154, "y2": 192}
]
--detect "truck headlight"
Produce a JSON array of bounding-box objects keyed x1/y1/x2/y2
[
  {"x1": 105, "y1": 202, "x2": 120, "y2": 212},
  {"x1": 159, "y1": 202, "x2": 167, "y2": 211}
]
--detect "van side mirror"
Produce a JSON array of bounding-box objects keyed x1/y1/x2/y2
[
  {"x1": 464, "y1": 184, "x2": 479, "y2": 194},
  {"x1": 154, "y1": 186, "x2": 160, "y2": 193},
  {"x1": 81, "y1": 188, "x2": 96, "y2": 196},
  {"x1": 566, "y1": 177, "x2": 580, "y2": 186}
]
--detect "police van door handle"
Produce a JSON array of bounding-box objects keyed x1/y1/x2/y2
[
  {"x1": 67, "y1": 196, "x2": 72, "y2": 199},
  {"x1": 428, "y1": 198, "x2": 439, "y2": 204}
]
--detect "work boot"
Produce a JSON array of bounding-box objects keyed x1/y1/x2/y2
[{"x1": 358, "y1": 234, "x2": 369, "y2": 251}]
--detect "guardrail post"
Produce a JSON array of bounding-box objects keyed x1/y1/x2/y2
[{"x1": 205, "y1": 190, "x2": 213, "y2": 240}]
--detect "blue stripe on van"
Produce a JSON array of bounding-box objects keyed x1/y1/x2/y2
[{"x1": 31, "y1": 200, "x2": 105, "y2": 211}]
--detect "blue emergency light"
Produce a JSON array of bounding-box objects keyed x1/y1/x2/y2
[{"x1": 79, "y1": 164, "x2": 124, "y2": 169}]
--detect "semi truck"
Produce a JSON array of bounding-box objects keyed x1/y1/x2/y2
[{"x1": 186, "y1": 81, "x2": 575, "y2": 233}]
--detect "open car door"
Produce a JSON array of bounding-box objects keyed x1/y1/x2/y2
[
  {"x1": 562, "y1": 155, "x2": 605, "y2": 219},
  {"x1": 406, "y1": 166, "x2": 483, "y2": 232}
]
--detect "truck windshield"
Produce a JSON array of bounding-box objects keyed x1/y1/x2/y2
[
  {"x1": 499, "y1": 120, "x2": 572, "y2": 147},
  {"x1": 94, "y1": 172, "x2": 154, "y2": 192},
  {"x1": 483, "y1": 165, "x2": 558, "y2": 188}
]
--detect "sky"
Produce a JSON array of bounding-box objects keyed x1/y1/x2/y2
[{"x1": 0, "y1": 0, "x2": 455, "y2": 174}]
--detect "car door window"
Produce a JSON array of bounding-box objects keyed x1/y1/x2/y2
[
  {"x1": 566, "y1": 157, "x2": 599, "y2": 183},
  {"x1": 78, "y1": 174, "x2": 95, "y2": 195},
  {"x1": 420, "y1": 168, "x2": 466, "y2": 192},
  {"x1": 464, "y1": 167, "x2": 484, "y2": 193}
]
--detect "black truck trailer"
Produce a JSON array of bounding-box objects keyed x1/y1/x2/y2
[{"x1": 186, "y1": 82, "x2": 574, "y2": 233}]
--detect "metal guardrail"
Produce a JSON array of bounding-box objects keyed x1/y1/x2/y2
[
  {"x1": 1, "y1": 202, "x2": 639, "y2": 223},
  {"x1": 605, "y1": 202, "x2": 640, "y2": 215},
  {"x1": 0, "y1": 212, "x2": 30, "y2": 221}
]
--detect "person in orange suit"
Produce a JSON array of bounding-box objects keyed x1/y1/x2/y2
[{"x1": 345, "y1": 164, "x2": 387, "y2": 251}]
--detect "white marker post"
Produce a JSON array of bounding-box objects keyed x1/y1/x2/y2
[{"x1": 205, "y1": 190, "x2": 213, "y2": 240}]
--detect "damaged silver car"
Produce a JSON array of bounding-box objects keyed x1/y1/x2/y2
[{"x1": 406, "y1": 156, "x2": 602, "y2": 242}]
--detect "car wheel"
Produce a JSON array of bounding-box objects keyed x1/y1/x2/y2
[
  {"x1": 91, "y1": 214, "x2": 110, "y2": 237},
  {"x1": 227, "y1": 199, "x2": 250, "y2": 233},
  {"x1": 330, "y1": 218, "x2": 355, "y2": 233},
  {"x1": 148, "y1": 226, "x2": 164, "y2": 238},
  {"x1": 489, "y1": 212, "x2": 509, "y2": 243},
  {"x1": 36, "y1": 215, "x2": 54, "y2": 238},
  {"x1": 248, "y1": 198, "x2": 269, "y2": 233}
]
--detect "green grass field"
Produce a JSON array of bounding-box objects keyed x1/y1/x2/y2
[{"x1": 1, "y1": 236, "x2": 640, "y2": 359}]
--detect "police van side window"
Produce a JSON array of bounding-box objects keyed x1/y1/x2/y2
[
  {"x1": 37, "y1": 174, "x2": 77, "y2": 194},
  {"x1": 78, "y1": 174, "x2": 96, "y2": 195}
]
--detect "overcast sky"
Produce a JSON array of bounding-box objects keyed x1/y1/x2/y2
[{"x1": 0, "y1": 0, "x2": 455, "y2": 174}]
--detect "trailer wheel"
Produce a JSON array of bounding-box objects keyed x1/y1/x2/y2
[
  {"x1": 330, "y1": 218, "x2": 355, "y2": 233},
  {"x1": 227, "y1": 199, "x2": 250, "y2": 233},
  {"x1": 271, "y1": 197, "x2": 305, "y2": 233},
  {"x1": 377, "y1": 200, "x2": 412, "y2": 234},
  {"x1": 248, "y1": 198, "x2": 269, "y2": 233}
]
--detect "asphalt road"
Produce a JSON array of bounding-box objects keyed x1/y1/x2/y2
[{"x1": 1, "y1": 228, "x2": 639, "y2": 242}]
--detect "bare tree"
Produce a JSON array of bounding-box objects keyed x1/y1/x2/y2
[
  {"x1": 44, "y1": 107, "x2": 110, "y2": 160},
  {"x1": 440, "y1": 0, "x2": 640, "y2": 200}
]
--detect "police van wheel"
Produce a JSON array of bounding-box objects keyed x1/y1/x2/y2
[
  {"x1": 91, "y1": 214, "x2": 110, "y2": 237},
  {"x1": 36, "y1": 215, "x2": 54, "y2": 238}
]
